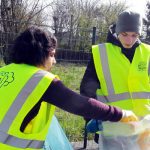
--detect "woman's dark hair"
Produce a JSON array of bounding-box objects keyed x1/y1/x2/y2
[{"x1": 9, "y1": 26, "x2": 57, "y2": 66}]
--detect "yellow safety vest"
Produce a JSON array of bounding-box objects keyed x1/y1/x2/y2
[
  {"x1": 0, "y1": 63, "x2": 57, "y2": 150},
  {"x1": 92, "y1": 43, "x2": 150, "y2": 117}
]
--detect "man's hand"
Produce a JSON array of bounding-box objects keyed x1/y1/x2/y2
[
  {"x1": 120, "y1": 110, "x2": 138, "y2": 122},
  {"x1": 86, "y1": 119, "x2": 103, "y2": 133}
]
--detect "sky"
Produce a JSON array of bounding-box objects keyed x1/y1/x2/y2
[
  {"x1": 44, "y1": 0, "x2": 150, "y2": 25},
  {"x1": 125, "y1": 0, "x2": 150, "y2": 17}
]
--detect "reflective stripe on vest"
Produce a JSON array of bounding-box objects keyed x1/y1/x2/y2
[
  {"x1": 97, "y1": 44, "x2": 150, "y2": 102},
  {"x1": 0, "y1": 70, "x2": 47, "y2": 149},
  {"x1": 97, "y1": 92, "x2": 150, "y2": 102},
  {"x1": 149, "y1": 61, "x2": 150, "y2": 75},
  {"x1": 0, "y1": 131, "x2": 43, "y2": 149}
]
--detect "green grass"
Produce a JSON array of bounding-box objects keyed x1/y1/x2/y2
[
  {"x1": 51, "y1": 62, "x2": 88, "y2": 141},
  {"x1": 51, "y1": 62, "x2": 86, "y2": 92}
]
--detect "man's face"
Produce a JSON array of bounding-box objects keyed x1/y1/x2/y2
[
  {"x1": 118, "y1": 32, "x2": 139, "y2": 48},
  {"x1": 44, "y1": 49, "x2": 56, "y2": 71}
]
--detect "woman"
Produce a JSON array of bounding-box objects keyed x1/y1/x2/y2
[{"x1": 0, "y1": 26, "x2": 137, "y2": 150}]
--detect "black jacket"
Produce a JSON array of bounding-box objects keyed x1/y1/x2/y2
[{"x1": 80, "y1": 24, "x2": 141, "y2": 98}]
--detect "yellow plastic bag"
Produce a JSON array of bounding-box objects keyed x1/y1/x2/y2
[{"x1": 138, "y1": 129, "x2": 150, "y2": 150}]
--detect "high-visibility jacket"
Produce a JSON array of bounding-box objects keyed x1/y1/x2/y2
[
  {"x1": 92, "y1": 43, "x2": 150, "y2": 117},
  {"x1": 0, "y1": 63, "x2": 57, "y2": 150}
]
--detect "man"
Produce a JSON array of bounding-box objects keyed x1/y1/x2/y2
[{"x1": 80, "y1": 10, "x2": 150, "y2": 150}]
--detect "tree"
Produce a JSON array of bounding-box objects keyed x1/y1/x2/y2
[
  {"x1": 0, "y1": 0, "x2": 53, "y2": 63},
  {"x1": 143, "y1": 1, "x2": 150, "y2": 43},
  {"x1": 51, "y1": 0, "x2": 128, "y2": 51},
  {"x1": 92, "y1": 0, "x2": 128, "y2": 42},
  {"x1": 0, "y1": 0, "x2": 53, "y2": 32}
]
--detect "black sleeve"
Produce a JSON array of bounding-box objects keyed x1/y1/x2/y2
[
  {"x1": 42, "y1": 79, "x2": 122, "y2": 121},
  {"x1": 21, "y1": 79, "x2": 122, "y2": 131},
  {"x1": 80, "y1": 56, "x2": 100, "y2": 98}
]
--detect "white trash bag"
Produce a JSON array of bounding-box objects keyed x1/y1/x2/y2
[{"x1": 98, "y1": 115, "x2": 150, "y2": 150}]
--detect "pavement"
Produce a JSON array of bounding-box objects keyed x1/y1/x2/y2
[{"x1": 71, "y1": 140, "x2": 99, "y2": 150}]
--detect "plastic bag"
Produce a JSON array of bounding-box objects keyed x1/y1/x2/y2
[
  {"x1": 98, "y1": 115, "x2": 150, "y2": 150},
  {"x1": 43, "y1": 115, "x2": 73, "y2": 150},
  {"x1": 102, "y1": 115, "x2": 150, "y2": 136}
]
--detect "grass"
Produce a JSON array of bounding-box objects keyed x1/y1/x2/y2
[
  {"x1": 51, "y1": 62, "x2": 86, "y2": 92},
  {"x1": 51, "y1": 62, "x2": 88, "y2": 141}
]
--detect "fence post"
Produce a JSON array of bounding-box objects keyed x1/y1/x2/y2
[
  {"x1": 92, "y1": 27, "x2": 96, "y2": 45},
  {"x1": 83, "y1": 26, "x2": 97, "y2": 149}
]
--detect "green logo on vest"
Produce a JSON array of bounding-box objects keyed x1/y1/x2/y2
[
  {"x1": 0, "y1": 71, "x2": 14, "y2": 88},
  {"x1": 138, "y1": 61, "x2": 147, "y2": 71}
]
